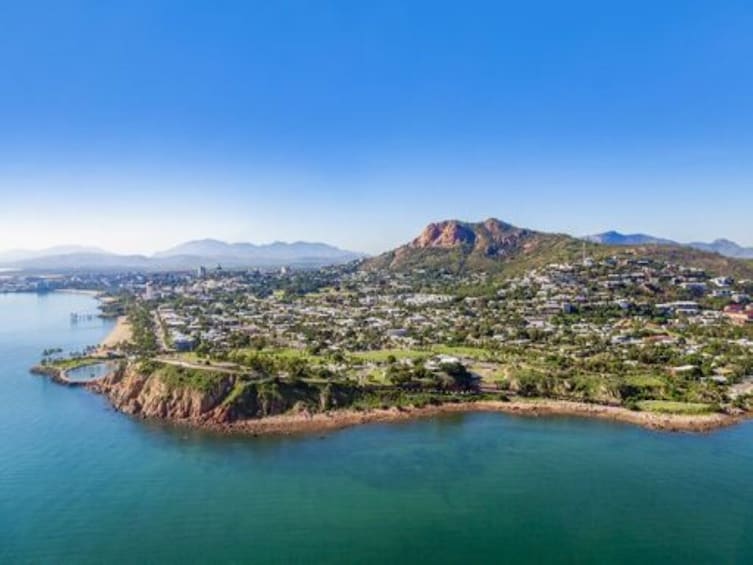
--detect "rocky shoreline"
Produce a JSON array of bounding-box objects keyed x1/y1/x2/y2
[
  {"x1": 30, "y1": 365, "x2": 71, "y2": 386},
  {"x1": 82, "y1": 365, "x2": 741, "y2": 435},
  {"x1": 30, "y1": 358, "x2": 744, "y2": 435},
  {"x1": 171, "y1": 399, "x2": 743, "y2": 436}
]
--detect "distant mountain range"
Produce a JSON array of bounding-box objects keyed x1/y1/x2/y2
[
  {"x1": 154, "y1": 239, "x2": 361, "y2": 261},
  {"x1": 0, "y1": 245, "x2": 111, "y2": 263},
  {"x1": 4, "y1": 224, "x2": 752, "y2": 274},
  {"x1": 0, "y1": 240, "x2": 365, "y2": 272},
  {"x1": 585, "y1": 231, "x2": 753, "y2": 259}
]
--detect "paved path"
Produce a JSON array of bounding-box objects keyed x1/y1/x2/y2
[{"x1": 156, "y1": 356, "x2": 242, "y2": 374}]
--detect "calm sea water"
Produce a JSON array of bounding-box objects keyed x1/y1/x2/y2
[
  {"x1": 2, "y1": 292, "x2": 753, "y2": 564},
  {"x1": 66, "y1": 361, "x2": 116, "y2": 383}
]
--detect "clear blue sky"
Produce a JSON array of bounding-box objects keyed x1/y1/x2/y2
[{"x1": 1, "y1": 0, "x2": 752, "y2": 254}]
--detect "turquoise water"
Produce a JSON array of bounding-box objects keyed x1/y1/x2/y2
[{"x1": 2, "y1": 292, "x2": 753, "y2": 564}]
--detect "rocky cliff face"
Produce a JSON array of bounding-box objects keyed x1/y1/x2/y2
[
  {"x1": 410, "y1": 218, "x2": 527, "y2": 253},
  {"x1": 411, "y1": 221, "x2": 478, "y2": 249},
  {"x1": 90, "y1": 366, "x2": 234, "y2": 422},
  {"x1": 89, "y1": 365, "x2": 360, "y2": 425}
]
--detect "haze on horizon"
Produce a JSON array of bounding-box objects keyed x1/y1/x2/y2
[{"x1": 1, "y1": 1, "x2": 752, "y2": 255}]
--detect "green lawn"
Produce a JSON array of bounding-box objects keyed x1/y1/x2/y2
[
  {"x1": 152, "y1": 363, "x2": 232, "y2": 392},
  {"x1": 349, "y1": 349, "x2": 429, "y2": 362},
  {"x1": 48, "y1": 356, "x2": 104, "y2": 371},
  {"x1": 636, "y1": 400, "x2": 717, "y2": 415},
  {"x1": 230, "y1": 347, "x2": 323, "y2": 363},
  {"x1": 623, "y1": 375, "x2": 666, "y2": 389},
  {"x1": 350, "y1": 345, "x2": 495, "y2": 363},
  {"x1": 430, "y1": 345, "x2": 495, "y2": 360},
  {"x1": 172, "y1": 351, "x2": 205, "y2": 363}
]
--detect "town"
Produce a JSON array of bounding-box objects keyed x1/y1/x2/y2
[{"x1": 19, "y1": 249, "x2": 753, "y2": 420}]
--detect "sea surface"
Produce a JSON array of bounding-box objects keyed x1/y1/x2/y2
[
  {"x1": 2, "y1": 292, "x2": 753, "y2": 564},
  {"x1": 65, "y1": 360, "x2": 117, "y2": 383}
]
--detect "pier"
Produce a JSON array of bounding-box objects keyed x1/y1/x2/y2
[{"x1": 70, "y1": 312, "x2": 97, "y2": 323}]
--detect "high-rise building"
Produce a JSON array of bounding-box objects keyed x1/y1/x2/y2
[{"x1": 144, "y1": 282, "x2": 155, "y2": 300}]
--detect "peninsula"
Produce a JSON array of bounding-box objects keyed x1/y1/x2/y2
[{"x1": 30, "y1": 219, "x2": 753, "y2": 434}]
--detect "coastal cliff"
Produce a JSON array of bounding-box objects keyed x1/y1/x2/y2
[
  {"x1": 26, "y1": 357, "x2": 741, "y2": 434},
  {"x1": 83, "y1": 362, "x2": 740, "y2": 435},
  {"x1": 88, "y1": 363, "x2": 363, "y2": 425},
  {"x1": 90, "y1": 367, "x2": 232, "y2": 421}
]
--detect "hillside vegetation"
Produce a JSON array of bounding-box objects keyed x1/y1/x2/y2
[{"x1": 365, "y1": 218, "x2": 753, "y2": 279}]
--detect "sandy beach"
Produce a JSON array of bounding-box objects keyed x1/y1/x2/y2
[
  {"x1": 100, "y1": 316, "x2": 133, "y2": 349},
  {"x1": 194, "y1": 399, "x2": 741, "y2": 437}
]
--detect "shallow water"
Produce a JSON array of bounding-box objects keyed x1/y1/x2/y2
[
  {"x1": 2, "y1": 292, "x2": 753, "y2": 564},
  {"x1": 64, "y1": 360, "x2": 115, "y2": 383}
]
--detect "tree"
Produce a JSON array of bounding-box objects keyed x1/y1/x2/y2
[{"x1": 441, "y1": 361, "x2": 474, "y2": 390}]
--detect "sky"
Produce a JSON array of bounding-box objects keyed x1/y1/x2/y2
[{"x1": 1, "y1": 0, "x2": 752, "y2": 255}]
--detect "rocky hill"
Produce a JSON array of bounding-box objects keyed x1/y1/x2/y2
[
  {"x1": 366, "y1": 218, "x2": 753, "y2": 278},
  {"x1": 366, "y1": 218, "x2": 582, "y2": 273}
]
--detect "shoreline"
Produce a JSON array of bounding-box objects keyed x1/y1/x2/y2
[
  {"x1": 125, "y1": 398, "x2": 744, "y2": 437},
  {"x1": 55, "y1": 288, "x2": 101, "y2": 297},
  {"x1": 99, "y1": 316, "x2": 133, "y2": 350}
]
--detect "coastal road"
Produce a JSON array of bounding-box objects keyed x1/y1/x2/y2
[
  {"x1": 152, "y1": 312, "x2": 169, "y2": 352},
  {"x1": 156, "y1": 356, "x2": 242, "y2": 375}
]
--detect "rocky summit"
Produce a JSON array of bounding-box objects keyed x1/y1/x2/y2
[
  {"x1": 410, "y1": 218, "x2": 531, "y2": 254},
  {"x1": 366, "y1": 217, "x2": 753, "y2": 277},
  {"x1": 366, "y1": 218, "x2": 576, "y2": 273}
]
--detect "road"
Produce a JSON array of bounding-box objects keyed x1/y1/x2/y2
[{"x1": 156, "y1": 356, "x2": 242, "y2": 375}]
